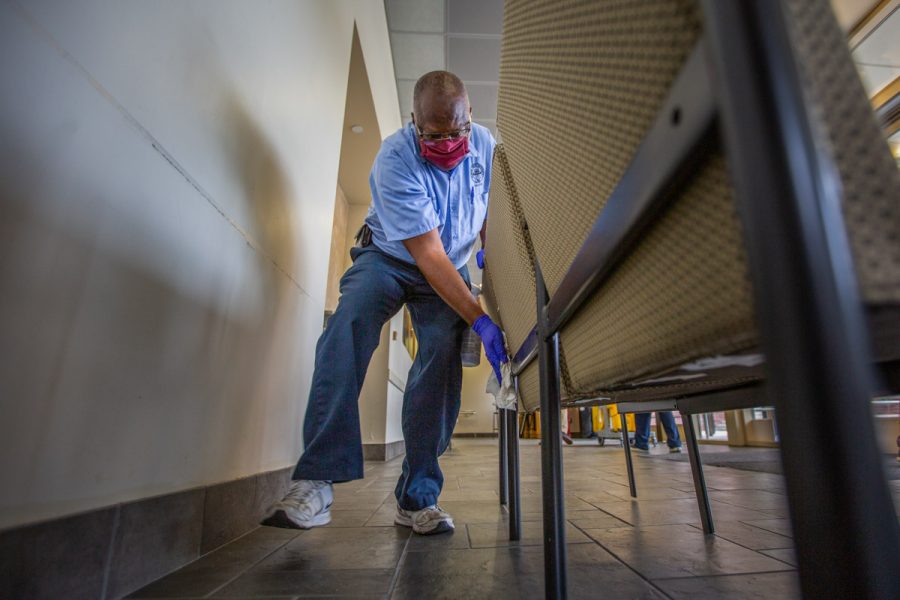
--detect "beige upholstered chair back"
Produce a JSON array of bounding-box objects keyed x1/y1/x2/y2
[
  {"x1": 482, "y1": 144, "x2": 541, "y2": 409},
  {"x1": 496, "y1": 0, "x2": 900, "y2": 405}
]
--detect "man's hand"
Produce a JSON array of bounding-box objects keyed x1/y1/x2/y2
[
  {"x1": 472, "y1": 315, "x2": 508, "y2": 384},
  {"x1": 475, "y1": 248, "x2": 485, "y2": 269}
]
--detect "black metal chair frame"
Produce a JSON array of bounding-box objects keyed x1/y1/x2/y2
[{"x1": 495, "y1": 3, "x2": 900, "y2": 599}]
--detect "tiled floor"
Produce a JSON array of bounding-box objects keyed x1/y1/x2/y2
[{"x1": 129, "y1": 438, "x2": 862, "y2": 599}]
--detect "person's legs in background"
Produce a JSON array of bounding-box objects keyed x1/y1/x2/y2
[
  {"x1": 579, "y1": 407, "x2": 595, "y2": 438},
  {"x1": 658, "y1": 411, "x2": 683, "y2": 452},
  {"x1": 633, "y1": 412, "x2": 652, "y2": 451}
]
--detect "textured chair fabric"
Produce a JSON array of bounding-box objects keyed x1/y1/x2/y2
[
  {"x1": 481, "y1": 144, "x2": 549, "y2": 412},
  {"x1": 482, "y1": 144, "x2": 539, "y2": 360},
  {"x1": 516, "y1": 361, "x2": 540, "y2": 414},
  {"x1": 478, "y1": 268, "x2": 503, "y2": 330},
  {"x1": 495, "y1": 0, "x2": 900, "y2": 409}
]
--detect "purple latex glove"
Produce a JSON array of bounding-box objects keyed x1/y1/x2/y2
[
  {"x1": 472, "y1": 315, "x2": 508, "y2": 384},
  {"x1": 475, "y1": 248, "x2": 485, "y2": 269}
]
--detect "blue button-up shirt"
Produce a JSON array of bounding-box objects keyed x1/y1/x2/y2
[{"x1": 366, "y1": 122, "x2": 495, "y2": 269}]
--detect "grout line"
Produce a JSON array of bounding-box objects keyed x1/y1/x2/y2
[
  {"x1": 203, "y1": 527, "x2": 303, "y2": 598},
  {"x1": 9, "y1": 0, "x2": 311, "y2": 300},
  {"x1": 99, "y1": 505, "x2": 122, "y2": 600},
  {"x1": 384, "y1": 530, "x2": 413, "y2": 599},
  {"x1": 758, "y1": 549, "x2": 799, "y2": 568},
  {"x1": 651, "y1": 568, "x2": 798, "y2": 582},
  {"x1": 573, "y1": 504, "x2": 633, "y2": 528},
  {"x1": 568, "y1": 520, "x2": 676, "y2": 600},
  {"x1": 685, "y1": 521, "x2": 794, "y2": 555}
]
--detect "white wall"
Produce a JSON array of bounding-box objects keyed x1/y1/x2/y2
[
  {"x1": 457, "y1": 347, "x2": 500, "y2": 434},
  {"x1": 357, "y1": 311, "x2": 411, "y2": 446},
  {"x1": 0, "y1": 0, "x2": 400, "y2": 530},
  {"x1": 325, "y1": 185, "x2": 350, "y2": 312}
]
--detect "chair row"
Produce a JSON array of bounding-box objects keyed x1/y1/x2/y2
[{"x1": 479, "y1": 1, "x2": 900, "y2": 598}]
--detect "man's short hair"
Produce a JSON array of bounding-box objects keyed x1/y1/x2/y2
[{"x1": 413, "y1": 71, "x2": 468, "y2": 122}]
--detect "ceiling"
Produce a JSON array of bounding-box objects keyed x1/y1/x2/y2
[
  {"x1": 845, "y1": 0, "x2": 900, "y2": 97},
  {"x1": 384, "y1": 0, "x2": 504, "y2": 138},
  {"x1": 336, "y1": 26, "x2": 383, "y2": 206}
]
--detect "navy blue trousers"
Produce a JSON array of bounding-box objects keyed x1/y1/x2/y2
[
  {"x1": 634, "y1": 411, "x2": 683, "y2": 450},
  {"x1": 293, "y1": 246, "x2": 468, "y2": 510}
]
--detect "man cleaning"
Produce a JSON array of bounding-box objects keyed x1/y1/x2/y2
[{"x1": 262, "y1": 71, "x2": 507, "y2": 535}]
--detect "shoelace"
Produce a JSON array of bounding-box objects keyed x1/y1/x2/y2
[
  {"x1": 416, "y1": 504, "x2": 448, "y2": 521},
  {"x1": 285, "y1": 481, "x2": 325, "y2": 507}
]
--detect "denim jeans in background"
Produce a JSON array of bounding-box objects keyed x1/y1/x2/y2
[
  {"x1": 634, "y1": 411, "x2": 682, "y2": 450},
  {"x1": 292, "y1": 246, "x2": 469, "y2": 511}
]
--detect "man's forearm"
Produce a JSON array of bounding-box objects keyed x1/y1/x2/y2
[{"x1": 403, "y1": 230, "x2": 485, "y2": 325}]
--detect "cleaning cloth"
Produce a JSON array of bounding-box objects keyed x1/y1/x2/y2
[{"x1": 485, "y1": 362, "x2": 516, "y2": 410}]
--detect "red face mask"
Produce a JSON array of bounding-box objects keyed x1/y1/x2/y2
[{"x1": 419, "y1": 135, "x2": 469, "y2": 170}]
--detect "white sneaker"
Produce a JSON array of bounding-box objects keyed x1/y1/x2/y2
[
  {"x1": 394, "y1": 504, "x2": 454, "y2": 535},
  {"x1": 669, "y1": 446, "x2": 683, "y2": 454},
  {"x1": 262, "y1": 480, "x2": 333, "y2": 529}
]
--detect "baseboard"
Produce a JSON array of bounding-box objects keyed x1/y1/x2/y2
[
  {"x1": 362, "y1": 440, "x2": 406, "y2": 461},
  {"x1": 452, "y1": 432, "x2": 499, "y2": 438},
  {"x1": 0, "y1": 467, "x2": 292, "y2": 600}
]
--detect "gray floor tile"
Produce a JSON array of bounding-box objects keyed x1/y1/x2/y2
[
  {"x1": 436, "y1": 489, "x2": 499, "y2": 501},
  {"x1": 328, "y1": 509, "x2": 378, "y2": 527},
  {"x1": 760, "y1": 548, "x2": 798, "y2": 567},
  {"x1": 252, "y1": 526, "x2": 409, "y2": 572},
  {"x1": 420, "y1": 500, "x2": 507, "y2": 525},
  {"x1": 466, "y1": 520, "x2": 591, "y2": 548},
  {"x1": 132, "y1": 440, "x2": 815, "y2": 599},
  {"x1": 330, "y1": 491, "x2": 391, "y2": 510},
  {"x1": 214, "y1": 568, "x2": 394, "y2": 597},
  {"x1": 741, "y1": 518, "x2": 794, "y2": 538},
  {"x1": 687, "y1": 520, "x2": 793, "y2": 551},
  {"x1": 593, "y1": 497, "x2": 771, "y2": 527},
  {"x1": 360, "y1": 479, "x2": 403, "y2": 492},
  {"x1": 657, "y1": 571, "x2": 801, "y2": 599},
  {"x1": 363, "y1": 503, "x2": 399, "y2": 527},
  {"x1": 583, "y1": 523, "x2": 794, "y2": 579},
  {"x1": 391, "y1": 544, "x2": 665, "y2": 599},
  {"x1": 709, "y1": 490, "x2": 789, "y2": 511},
  {"x1": 519, "y1": 495, "x2": 598, "y2": 514},
  {"x1": 567, "y1": 512, "x2": 632, "y2": 530},
  {"x1": 405, "y1": 527, "x2": 471, "y2": 552},
  {"x1": 605, "y1": 486, "x2": 697, "y2": 501},
  {"x1": 572, "y1": 490, "x2": 627, "y2": 504},
  {"x1": 456, "y1": 476, "x2": 500, "y2": 491},
  {"x1": 128, "y1": 527, "x2": 300, "y2": 597}
]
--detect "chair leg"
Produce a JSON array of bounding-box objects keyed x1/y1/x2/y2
[
  {"x1": 620, "y1": 413, "x2": 637, "y2": 498},
  {"x1": 682, "y1": 412, "x2": 714, "y2": 534},
  {"x1": 506, "y1": 408, "x2": 521, "y2": 541},
  {"x1": 539, "y1": 331, "x2": 567, "y2": 599},
  {"x1": 498, "y1": 409, "x2": 508, "y2": 507}
]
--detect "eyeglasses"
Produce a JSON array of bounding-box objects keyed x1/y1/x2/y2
[{"x1": 416, "y1": 121, "x2": 472, "y2": 142}]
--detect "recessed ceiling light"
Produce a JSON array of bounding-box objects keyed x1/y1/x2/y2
[{"x1": 350, "y1": 125, "x2": 364, "y2": 134}]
